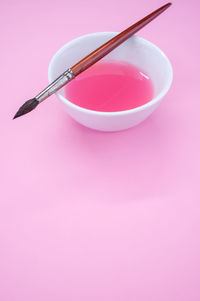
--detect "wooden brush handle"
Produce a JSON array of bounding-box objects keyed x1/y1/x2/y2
[
  {"x1": 13, "y1": 3, "x2": 172, "y2": 120},
  {"x1": 71, "y1": 3, "x2": 171, "y2": 76}
]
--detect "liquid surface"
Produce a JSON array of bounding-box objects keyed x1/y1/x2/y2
[{"x1": 65, "y1": 61, "x2": 154, "y2": 112}]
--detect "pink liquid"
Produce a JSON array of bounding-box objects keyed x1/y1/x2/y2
[{"x1": 65, "y1": 61, "x2": 154, "y2": 112}]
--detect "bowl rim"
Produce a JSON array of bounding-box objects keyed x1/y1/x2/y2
[{"x1": 48, "y1": 32, "x2": 173, "y2": 116}]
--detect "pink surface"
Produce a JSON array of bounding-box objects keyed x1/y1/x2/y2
[{"x1": 1, "y1": 0, "x2": 200, "y2": 300}]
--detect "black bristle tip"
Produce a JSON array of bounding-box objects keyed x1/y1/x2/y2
[{"x1": 13, "y1": 98, "x2": 39, "y2": 119}]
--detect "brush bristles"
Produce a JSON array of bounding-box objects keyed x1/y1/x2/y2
[{"x1": 13, "y1": 98, "x2": 39, "y2": 119}]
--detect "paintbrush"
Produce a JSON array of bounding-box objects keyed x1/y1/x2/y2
[{"x1": 13, "y1": 2, "x2": 172, "y2": 119}]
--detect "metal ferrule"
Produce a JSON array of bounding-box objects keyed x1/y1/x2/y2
[{"x1": 35, "y1": 68, "x2": 75, "y2": 103}]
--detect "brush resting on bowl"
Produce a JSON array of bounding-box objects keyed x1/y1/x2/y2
[{"x1": 13, "y1": 3, "x2": 172, "y2": 122}]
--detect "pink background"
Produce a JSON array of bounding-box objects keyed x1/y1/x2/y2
[{"x1": 1, "y1": 0, "x2": 200, "y2": 300}]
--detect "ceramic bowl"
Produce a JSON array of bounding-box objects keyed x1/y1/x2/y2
[{"x1": 48, "y1": 32, "x2": 173, "y2": 131}]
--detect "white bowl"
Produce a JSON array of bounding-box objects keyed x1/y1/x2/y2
[{"x1": 48, "y1": 32, "x2": 173, "y2": 132}]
